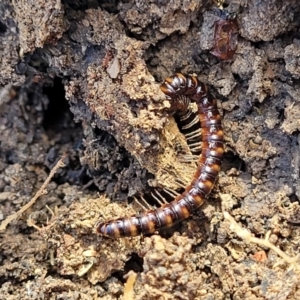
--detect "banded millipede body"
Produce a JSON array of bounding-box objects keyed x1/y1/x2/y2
[{"x1": 96, "y1": 73, "x2": 224, "y2": 238}]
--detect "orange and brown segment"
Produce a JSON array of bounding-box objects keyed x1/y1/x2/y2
[{"x1": 96, "y1": 74, "x2": 224, "y2": 238}]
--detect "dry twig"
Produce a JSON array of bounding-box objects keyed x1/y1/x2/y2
[
  {"x1": 123, "y1": 271, "x2": 137, "y2": 300},
  {"x1": 224, "y1": 211, "x2": 300, "y2": 268},
  {"x1": 0, "y1": 155, "x2": 66, "y2": 231}
]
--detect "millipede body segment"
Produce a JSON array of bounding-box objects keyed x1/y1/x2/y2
[{"x1": 96, "y1": 73, "x2": 224, "y2": 238}]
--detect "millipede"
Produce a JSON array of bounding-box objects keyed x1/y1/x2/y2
[{"x1": 96, "y1": 73, "x2": 224, "y2": 238}]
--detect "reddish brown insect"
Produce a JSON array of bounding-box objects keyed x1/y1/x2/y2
[
  {"x1": 96, "y1": 73, "x2": 224, "y2": 238},
  {"x1": 211, "y1": 10, "x2": 239, "y2": 60}
]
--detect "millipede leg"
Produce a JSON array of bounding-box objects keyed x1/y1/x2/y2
[
  {"x1": 134, "y1": 196, "x2": 151, "y2": 211},
  {"x1": 163, "y1": 187, "x2": 180, "y2": 198},
  {"x1": 179, "y1": 110, "x2": 193, "y2": 121},
  {"x1": 184, "y1": 129, "x2": 202, "y2": 141},
  {"x1": 178, "y1": 154, "x2": 199, "y2": 163},
  {"x1": 151, "y1": 190, "x2": 169, "y2": 206},
  {"x1": 175, "y1": 178, "x2": 190, "y2": 188},
  {"x1": 182, "y1": 115, "x2": 199, "y2": 130}
]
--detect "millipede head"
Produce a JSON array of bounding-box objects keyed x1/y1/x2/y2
[{"x1": 160, "y1": 73, "x2": 188, "y2": 98}]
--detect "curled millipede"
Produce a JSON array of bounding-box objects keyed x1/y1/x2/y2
[{"x1": 96, "y1": 73, "x2": 224, "y2": 238}]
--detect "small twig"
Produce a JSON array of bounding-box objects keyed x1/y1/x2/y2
[
  {"x1": 123, "y1": 271, "x2": 137, "y2": 300},
  {"x1": 223, "y1": 211, "x2": 300, "y2": 267},
  {"x1": 0, "y1": 155, "x2": 66, "y2": 231}
]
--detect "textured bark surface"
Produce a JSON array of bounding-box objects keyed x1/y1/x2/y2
[{"x1": 1, "y1": 0, "x2": 300, "y2": 299}]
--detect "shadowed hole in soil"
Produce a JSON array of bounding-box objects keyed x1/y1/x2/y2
[
  {"x1": 111, "y1": 252, "x2": 144, "y2": 283},
  {"x1": 289, "y1": 193, "x2": 299, "y2": 203},
  {"x1": 277, "y1": 107, "x2": 285, "y2": 122},
  {"x1": 42, "y1": 78, "x2": 91, "y2": 186},
  {"x1": 287, "y1": 194, "x2": 300, "y2": 224},
  {"x1": 223, "y1": 151, "x2": 246, "y2": 172},
  {"x1": 62, "y1": 0, "x2": 120, "y2": 12},
  {"x1": 0, "y1": 21, "x2": 7, "y2": 34},
  {"x1": 43, "y1": 77, "x2": 70, "y2": 132}
]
